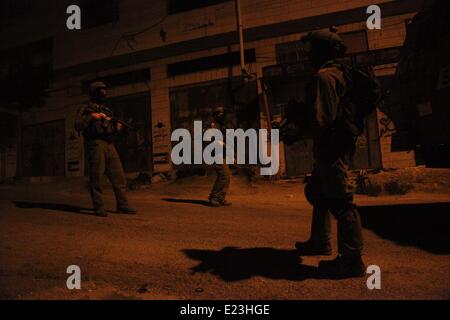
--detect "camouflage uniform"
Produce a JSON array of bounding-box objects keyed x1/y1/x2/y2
[
  {"x1": 208, "y1": 120, "x2": 231, "y2": 206},
  {"x1": 209, "y1": 162, "x2": 231, "y2": 204},
  {"x1": 304, "y1": 61, "x2": 363, "y2": 257},
  {"x1": 75, "y1": 101, "x2": 130, "y2": 214}
]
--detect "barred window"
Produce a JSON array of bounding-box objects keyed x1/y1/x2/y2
[
  {"x1": 275, "y1": 41, "x2": 307, "y2": 65},
  {"x1": 0, "y1": 0, "x2": 32, "y2": 19}
]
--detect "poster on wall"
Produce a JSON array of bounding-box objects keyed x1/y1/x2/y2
[
  {"x1": 67, "y1": 130, "x2": 82, "y2": 172},
  {"x1": 153, "y1": 122, "x2": 170, "y2": 164}
]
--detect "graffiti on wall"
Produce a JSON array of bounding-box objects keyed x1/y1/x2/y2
[
  {"x1": 67, "y1": 130, "x2": 82, "y2": 173},
  {"x1": 379, "y1": 114, "x2": 396, "y2": 138},
  {"x1": 153, "y1": 122, "x2": 170, "y2": 164}
]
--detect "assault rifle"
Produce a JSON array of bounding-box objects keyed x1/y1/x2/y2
[{"x1": 98, "y1": 113, "x2": 134, "y2": 130}]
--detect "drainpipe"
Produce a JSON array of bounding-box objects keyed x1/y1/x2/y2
[
  {"x1": 234, "y1": 0, "x2": 246, "y2": 75},
  {"x1": 234, "y1": 0, "x2": 272, "y2": 134}
]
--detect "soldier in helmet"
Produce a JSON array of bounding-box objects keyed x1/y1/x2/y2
[
  {"x1": 208, "y1": 107, "x2": 232, "y2": 207},
  {"x1": 75, "y1": 81, "x2": 137, "y2": 217},
  {"x1": 289, "y1": 29, "x2": 365, "y2": 278}
]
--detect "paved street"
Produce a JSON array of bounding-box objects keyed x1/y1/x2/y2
[{"x1": 0, "y1": 177, "x2": 449, "y2": 300}]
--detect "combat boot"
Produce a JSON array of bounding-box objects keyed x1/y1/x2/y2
[
  {"x1": 94, "y1": 208, "x2": 108, "y2": 217},
  {"x1": 117, "y1": 206, "x2": 137, "y2": 214},
  {"x1": 209, "y1": 198, "x2": 221, "y2": 207},
  {"x1": 218, "y1": 199, "x2": 232, "y2": 206},
  {"x1": 318, "y1": 255, "x2": 366, "y2": 279},
  {"x1": 295, "y1": 240, "x2": 332, "y2": 256}
]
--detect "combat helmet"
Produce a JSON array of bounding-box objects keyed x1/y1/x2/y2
[
  {"x1": 301, "y1": 27, "x2": 347, "y2": 58},
  {"x1": 89, "y1": 81, "x2": 107, "y2": 94}
]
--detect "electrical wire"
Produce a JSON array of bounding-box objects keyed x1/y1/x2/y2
[{"x1": 110, "y1": 14, "x2": 169, "y2": 57}]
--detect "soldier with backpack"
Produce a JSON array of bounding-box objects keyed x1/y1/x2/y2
[{"x1": 279, "y1": 28, "x2": 381, "y2": 278}]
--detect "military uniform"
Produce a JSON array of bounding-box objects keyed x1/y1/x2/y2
[
  {"x1": 208, "y1": 120, "x2": 231, "y2": 207},
  {"x1": 303, "y1": 61, "x2": 364, "y2": 258},
  {"x1": 75, "y1": 91, "x2": 133, "y2": 216}
]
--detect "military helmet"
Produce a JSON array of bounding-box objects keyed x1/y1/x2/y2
[
  {"x1": 89, "y1": 81, "x2": 107, "y2": 94},
  {"x1": 212, "y1": 106, "x2": 225, "y2": 117},
  {"x1": 301, "y1": 27, "x2": 347, "y2": 57},
  {"x1": 302, "y1": 29, "x2": 344, "y2": 45}
]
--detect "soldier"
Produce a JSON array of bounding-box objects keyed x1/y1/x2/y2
[
  {"x1": 75, "y1": 81, "x2": 137, "y2": 217},
  {"x1": 290, "y1": 29, "x2": 366, "y2": 278},
  {"x1": 208, "y1": 107, "x2": 232, "y2": 207}
]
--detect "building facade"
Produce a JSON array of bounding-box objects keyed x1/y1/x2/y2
[{"x1": 0, "y1": 0, "x2": 423, "y2": 180}]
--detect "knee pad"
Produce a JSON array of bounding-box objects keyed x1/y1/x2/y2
[{"x1": 329, "y1": 199, "x2": 357, "y2": 219}]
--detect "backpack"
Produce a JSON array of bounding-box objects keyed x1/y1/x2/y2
[{"x1": 338, "y1": 64, "x2": 383, "y2": 137}]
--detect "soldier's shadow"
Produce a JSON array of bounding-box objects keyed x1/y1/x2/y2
[
  {"x1": 162, "y1": 198, "x2": 211, "y2": 207},
  {"x1": 13, "y1": 201, "x2": 94, "y2": 215},
  {"x1": 359, "y1": 202, "x2": 450, "y2": 254},
  {"x1": 183, "y1": 247, "x2": 329, "y2": 282}
]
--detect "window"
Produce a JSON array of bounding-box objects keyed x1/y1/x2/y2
[
  {"x1": 275, "y1": 41, "x2": 307, "y2": 65},
  {"x1": 0, "y1": 0, "x2": 32, "y2": 19},
  {"x1": 168, "y1": 0, "x2": 229, "y2": 14},
  {"x1": 22, "y1": 120, "x2": 65, "y2": 177},
  {"x1": 170, "y1": 78, "x2": 259, "y2": 132},
  {"x1": 0, "y1": 38, "x2": 53, "y2": 110},
  {"x1": 79, "y1": 0, "x2": 119, "y2": 29},
  {"x1": 169, "y1": 78, "x2": 260, "y2": 175}
]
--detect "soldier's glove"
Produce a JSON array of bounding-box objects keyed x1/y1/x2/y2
[{"x1": 91, "y1": 112, "x2": 105, "y2": 120}]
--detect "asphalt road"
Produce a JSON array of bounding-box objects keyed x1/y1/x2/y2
[{"x1": 0, "y1": 178, "x2": 449, "y2": 300}]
